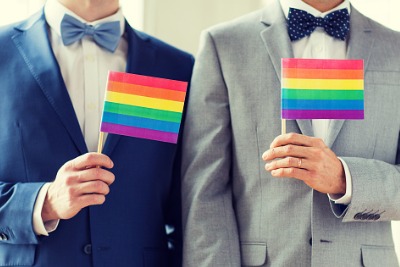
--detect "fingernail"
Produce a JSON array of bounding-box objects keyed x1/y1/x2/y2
[
  {"x1": 265, "y1": 163, "x2": 270, "y2": 170},
  {"x1": 262, "y1": 151, "x2": 268, "y2": 160}
]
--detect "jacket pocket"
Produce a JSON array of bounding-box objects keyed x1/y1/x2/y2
[
  {"x1": 241, "y1": 242, "x2": 267, "y2": 266},
  {"x1": 361, "y1": 245, "x2": 399, "y2": 267},
  {"x1": 0, "y1": 244, "x2": 35, "y2": 266}
]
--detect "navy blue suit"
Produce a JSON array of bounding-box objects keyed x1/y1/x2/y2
[{"x1": 0, "y1": 10, "x2": 193, "y2": 267}]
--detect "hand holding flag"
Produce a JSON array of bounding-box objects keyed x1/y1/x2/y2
[{"x1": 262, "y1": 58, "x2": 365, "y2": 193}]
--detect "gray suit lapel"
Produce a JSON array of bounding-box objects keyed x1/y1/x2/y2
[
  {"x1": 259, "y1": 2, "x2": 292, "y2": 81},
  {"x1": 259, "y1": 1, "x2": 314, "y2": 137},
  {"x1": 325, "y1": 6, "x2": 374, "y2": 148}
]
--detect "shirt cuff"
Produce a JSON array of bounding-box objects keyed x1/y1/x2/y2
[
  {"x1": 328, "y1": 157, "x2": 352, "y2": 205},
  {"x1": 33, "y1": 183, "x2": 60, "y2": 236}
]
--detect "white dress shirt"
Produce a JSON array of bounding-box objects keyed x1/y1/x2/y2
[
  {"x1": 33, "y1": 0, "x2": 128, "y2": 235},
  {"x1": 279, "y1": 0, "x2": 352, "y2": 204}
]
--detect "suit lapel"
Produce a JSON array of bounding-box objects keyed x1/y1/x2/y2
[
  {"x1": 259, "y1": 2, "x2": 314, "y2": 137},
  {"x1": 102, "y1": 22, "x2": 156, "y2": 155},
  {"x1": 12, "y1": 11, "x2": 87, "y2": 154},
  {"x1": 325, "y1": 6, "x2": 374, "y2": 148},
  {"x1": 259, "y1": 3, "x2": 293, "y2": 81}
]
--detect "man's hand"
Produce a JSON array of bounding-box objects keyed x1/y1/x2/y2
[
  {"x1": 42, "y1": 153, "x2": 115, "y2": 222},
  {"x1": 262, "y1": 133, "x2": 345, "y2": 194}
]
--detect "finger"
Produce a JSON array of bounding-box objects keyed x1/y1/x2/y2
[
  {"x1": 78, "y1": 194, "x2": 106, "y2": 209},
  {"x1": 76, "y1": 168, "x2": 115, "y2": 185},
  {"x1": 265, "y1": 157, "x2": 306, "y2": 171},
  {"x1": 75, "y1": 180, "x2": 111, "y2": 196},
  {"x1": 71, "y1": 153, "x2": 114, "y2": 170},
  {"x1": 262, "y1": 145, "x2": 312, "y2": 161},
  {"x1": 270, "y1": 133, "x2": 326, "y2": 149},
  {"x1": 270, "y1": 166, "x2": 309, "y2": 180}
]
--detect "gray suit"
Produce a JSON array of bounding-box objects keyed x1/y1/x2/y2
[{"x1": 181, "y1": 1, "x2": 400, "y2": 266}]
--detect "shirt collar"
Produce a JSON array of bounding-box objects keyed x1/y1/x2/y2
[
  {"x1": 279, "y1": 0, "x2": 351, "y2": 19},
  {"x1": 44, "y1": 0, "x2": 125, "y2": 38}
]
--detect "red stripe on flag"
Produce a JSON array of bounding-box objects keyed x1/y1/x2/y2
[
  {"x1": 282, "y1": 58, "x2": 363, "y2": 70},
  {"x1": 108, "y1": 72, "x2": 187, "y2": 92}
]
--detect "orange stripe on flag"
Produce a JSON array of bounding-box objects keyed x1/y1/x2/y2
[
  {"x1": 282, "y1": 68, "x2": 364, "y2": 80},
  {"x1": 107, "y1": 81, "x2": 186, "y2": 102}
]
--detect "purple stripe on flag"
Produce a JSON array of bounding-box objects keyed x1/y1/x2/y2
[
  {"x1": 101, "y1": 122, "x2": 179, "y2": 144},
  {"x1": 282, "y1": 109, "x2": 364, "y2": 120}
]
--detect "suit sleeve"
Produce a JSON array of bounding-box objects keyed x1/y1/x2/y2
[
  {"x1": 331, "y1": 153, "x2": 400, "y2": 222},
  {"x1": 0, "y1": 182, "x2": 44, "y2": 244},
  {"x1": 181, "y1": 31, "x2": 241, "y2": 267}
]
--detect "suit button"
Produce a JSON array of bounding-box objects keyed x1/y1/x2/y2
[
  {"x1": 373, "y1": 214, "x2": 381, "y2": 221},
  {"x1": 360, "y1": 213, "x2": 370, "y2": 220},
  {"x1": 0, "y1": 233, "x2": 8, "y2": 241},
  {"x1": 354, "y1": 213, "x2": 363, "y2": 220},
  {"x1": 309, "y1": 238, "x2": 312, "y2": 246},
  {"x1": 83, "y1": 244, "x2": 92, "y2": 255}
]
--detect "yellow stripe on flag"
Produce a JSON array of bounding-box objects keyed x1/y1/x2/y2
[
  {"x1": 282, "y1": 78, "x2": 364, "y2": 90},
  {"x1": 106, "y1": 91, "x2": 184, "y2": 113}
]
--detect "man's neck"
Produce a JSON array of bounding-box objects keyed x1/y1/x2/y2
[
  {"x1": 58, "y1": 0, "x2": 119, "y2": 21},
  {"x1": 301, "y1": 0, "x2": 344, "y2": 12}
]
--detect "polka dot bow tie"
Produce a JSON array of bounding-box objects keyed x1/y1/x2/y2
[
  {"x1": 287, "y1": 8, "x2": 350, "y2": 41},
  {"x1": 60, "y1": 14, "x2": 121, "y2": 52}
]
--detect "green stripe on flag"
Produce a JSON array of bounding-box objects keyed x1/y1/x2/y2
[
  {"x1": 104, "y1": 101, "x2": 182, "y2": 123},
  {"x1": 282, "y1": 89, "x2": 364, "y2": 100}
]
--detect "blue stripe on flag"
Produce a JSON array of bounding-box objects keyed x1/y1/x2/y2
[{"x1": 281, "y1": 99, "x2": 364, "y2": 110}]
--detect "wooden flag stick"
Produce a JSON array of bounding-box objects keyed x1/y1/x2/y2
[
  {"x1": 97, "y1": 131, "x2": 104, "y2": 153},
  {"x1": 281, "y1": 119, "x2": 286, "y2": 135}
]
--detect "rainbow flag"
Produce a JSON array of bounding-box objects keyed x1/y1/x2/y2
[
  {"x1": 100, "y1": 71, "x2": 188, "y2": 144},
  {"x1": 281, "y1": 58, "x2": 364, "y2": 119}
]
